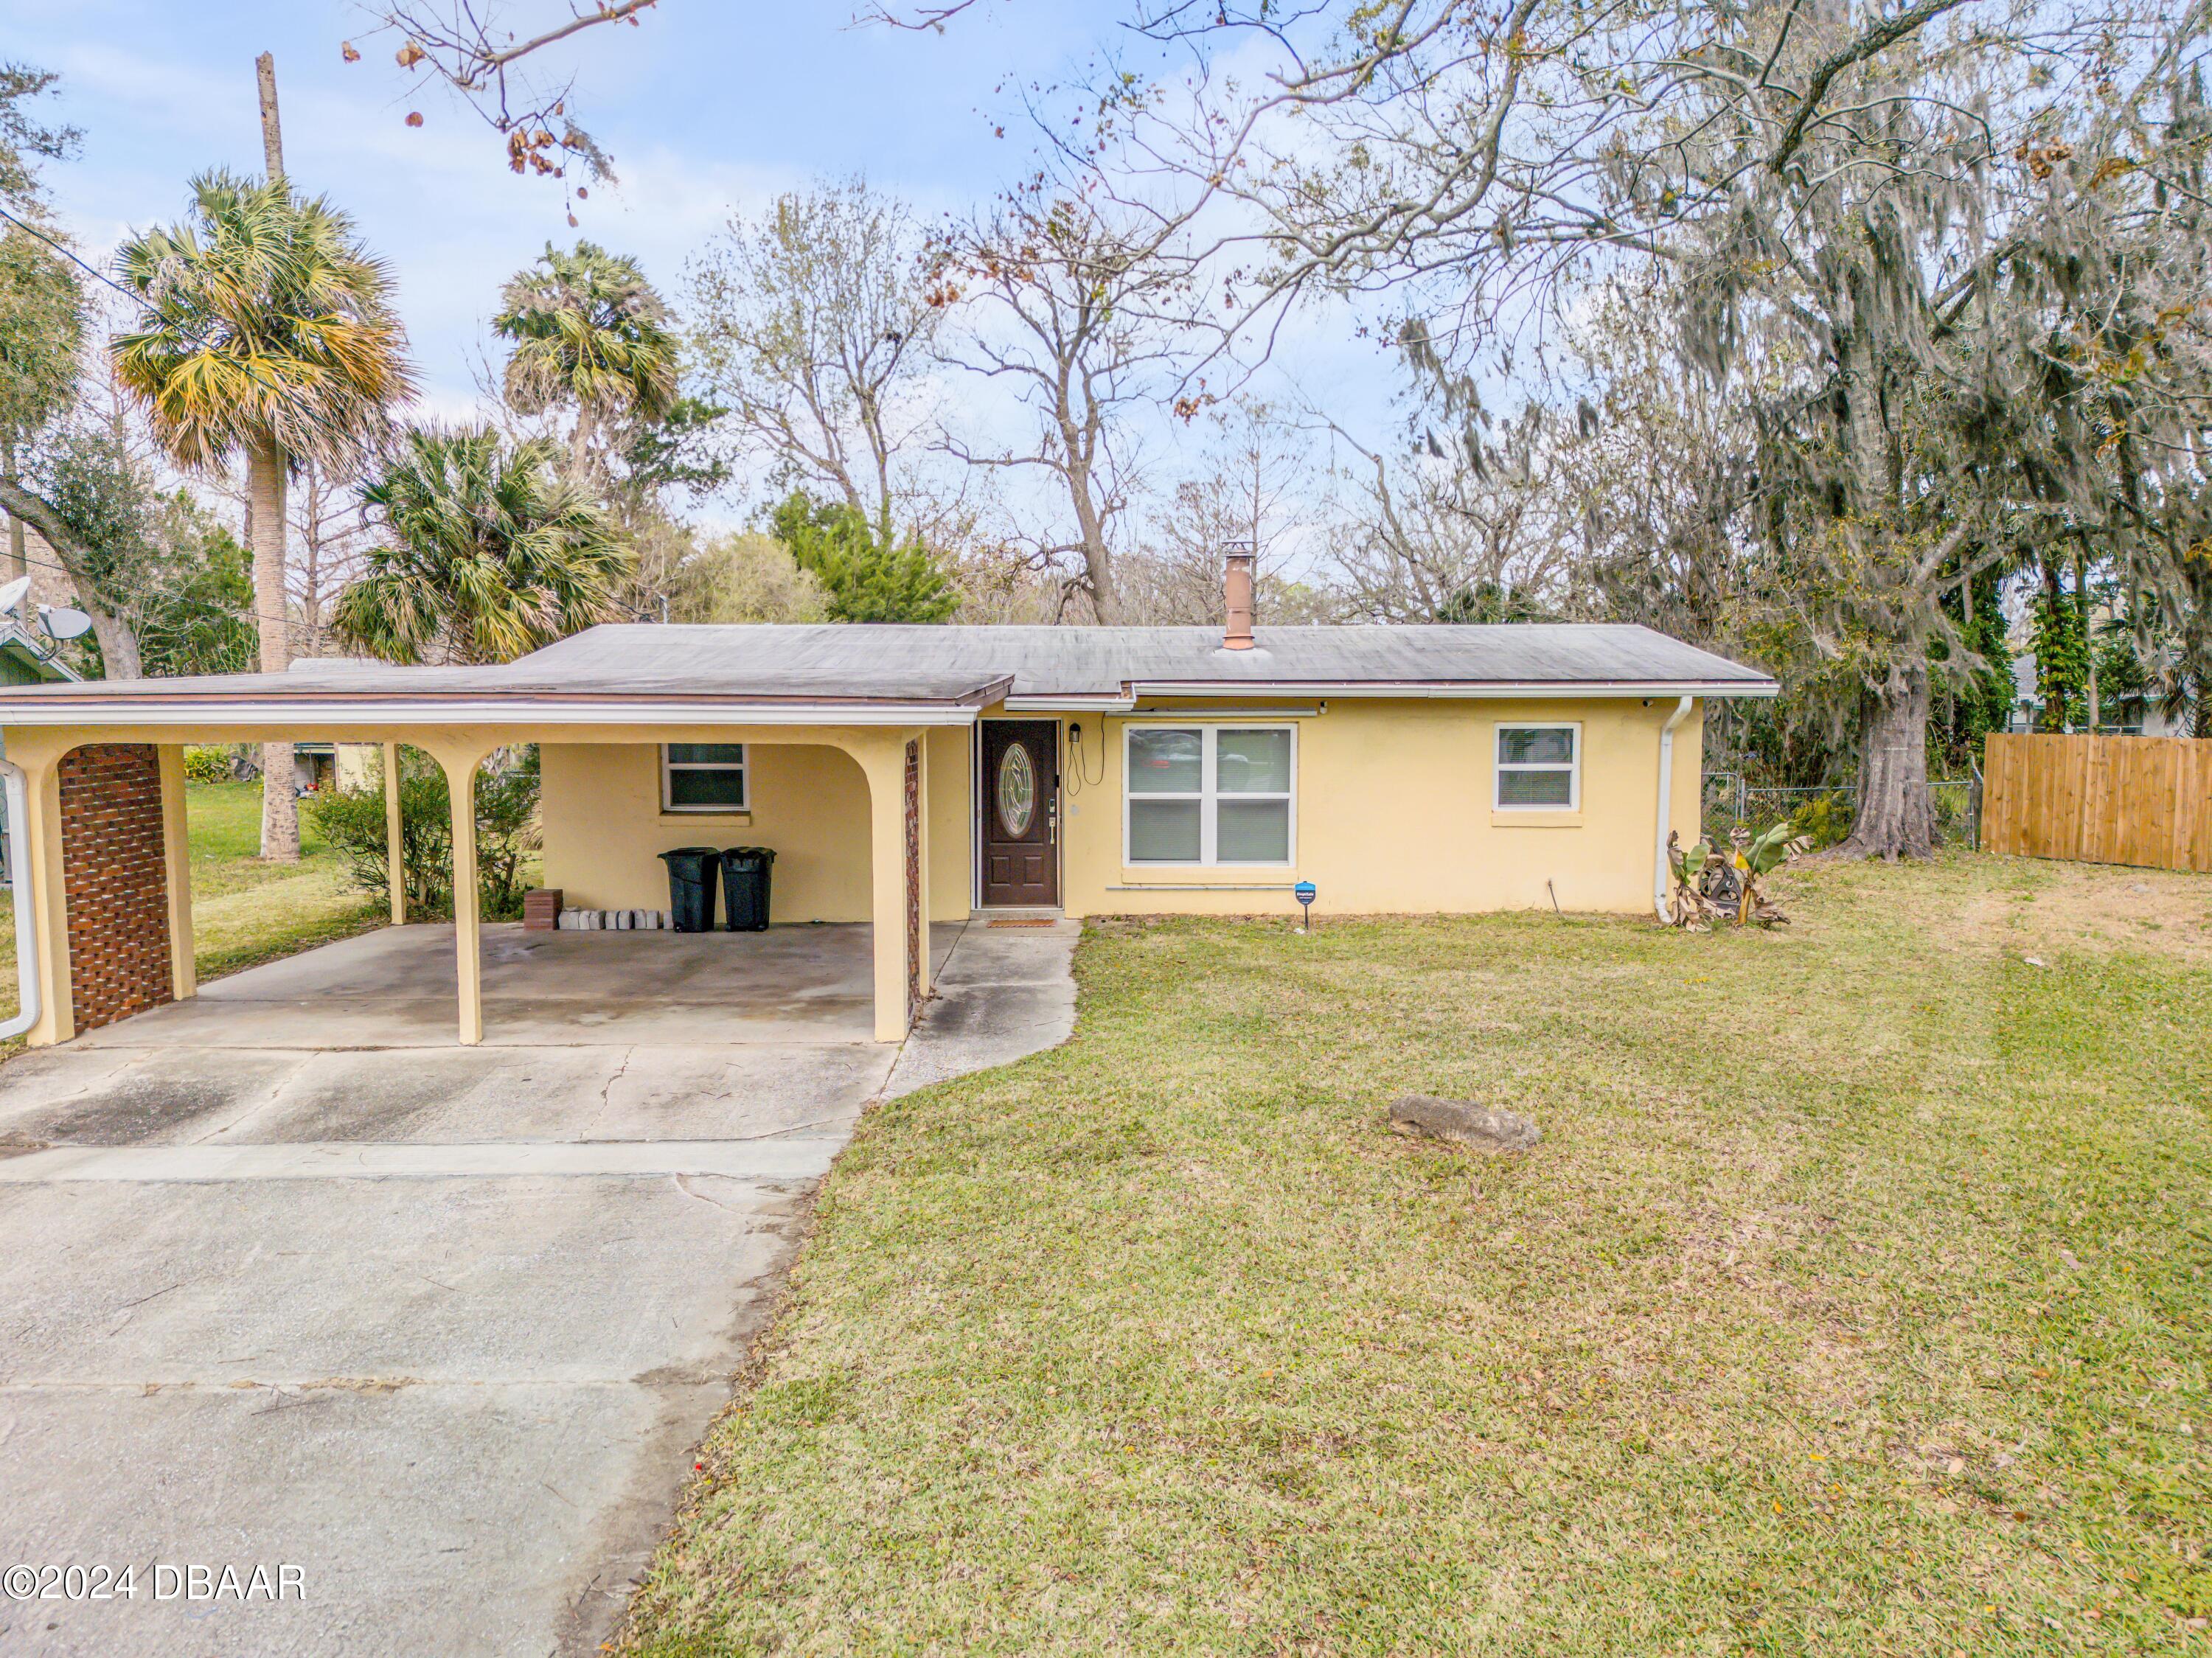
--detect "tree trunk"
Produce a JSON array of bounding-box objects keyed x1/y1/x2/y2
[
  {"x1": 86, "y1": 608, "x2": 142, "y2": 680},
  {"x1": 2075, "y1": 545, "x2": 2098, "y2": 731},
  {"x1": 1838, "y1": 660, "x2": 1935, "y2": 860},
  {"x1": 568, "y1": 406, "x2": 598, "y2": 487},
  {"x1": 1064, "y1": 454, "x2": 1115, "y2": 623},
  {"x1": 248, "y1": 440, "x2": 301, "y2": 863},
  {"x1": 2, "y1": 441, "x2": 24, "y2": 582},
  {"x1": 2037, "y1": 558, "x2": 2067, "y2": 731},
  {"x1": 0, "y1": 472, "x2": 146, "y2": 678}
]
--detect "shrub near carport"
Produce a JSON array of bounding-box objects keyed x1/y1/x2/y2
[{"x1": 306, "y1": 747, "x2": 541, "y2": 922}]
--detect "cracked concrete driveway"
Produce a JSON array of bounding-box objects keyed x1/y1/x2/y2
[{"x1": 0, "y1": 919, "x2": 1075, "y2": 1657}]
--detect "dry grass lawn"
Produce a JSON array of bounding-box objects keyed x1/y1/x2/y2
[{"x1": 624, "y1": 852, "x2": 2211, "y2": 1656}]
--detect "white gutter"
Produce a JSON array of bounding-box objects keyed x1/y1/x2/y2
[
  {"x1": 1653, "y1": 696, "x2": 1695, "y2": 922},
  {"x1": 1122, "y1": 680, "x2": 1776, "y2": 700},
  {"x1": 0, "y1": 699, "x2": 986, "y2": 728},
  {"x1": 1060, "y1": 705, "x2": 1325, "y2": 720},
  {"x1": 0, "y1": 748, "x2": 40, "y2": 1041},
  {"x1": 1008, "y1": 681, "x2": 1773, "y2": 708},
  {"x1": 1002, "y1": 695, "x2": 1139, "y2": 713}
]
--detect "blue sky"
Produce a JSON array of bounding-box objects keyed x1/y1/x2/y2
[{"x1": 3, "y1": 1, "x2": 1399, "y2": 537}]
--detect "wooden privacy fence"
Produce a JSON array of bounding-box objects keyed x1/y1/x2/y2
[{"x1": 1982, "y1": 734, "x2": 2212, "y2": 872}]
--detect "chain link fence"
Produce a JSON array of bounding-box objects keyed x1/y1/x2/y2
[{"x1": 1701, "y1": 773, "x2": 1982, "y2": 849}]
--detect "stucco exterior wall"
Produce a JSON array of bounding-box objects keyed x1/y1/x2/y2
[
  {"x1": 1044, "y1": 689, "x2": 1699, "y2": 915},
  {"x1": 539, "y1": 731, "x2": 975, "y2": 923},
  {"x1": 1052, "y1": 697, "x2": 1704, "y2": 917},
  {"x1": 533, "y1": 701, "x2": 1702, "y2": 924}
]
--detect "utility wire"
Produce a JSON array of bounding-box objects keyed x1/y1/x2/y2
[
  {"x1": 0, "y1": 204, "x2": 137, "y2": 303},
  {"x1": 0, "y1": 542, "x2": 340, "y2": 635}
]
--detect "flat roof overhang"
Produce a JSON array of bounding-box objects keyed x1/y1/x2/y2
[{"x1": 0, "y1": 680, "x2": 1015, "y2": 730}]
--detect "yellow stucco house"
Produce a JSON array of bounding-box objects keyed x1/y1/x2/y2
[{"x1": 0, "y1": 559, "x2": 1774, "y2": 1052}]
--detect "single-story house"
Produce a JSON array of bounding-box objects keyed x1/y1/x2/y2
[
  {"x1": 0, "y1": 621, "x2": 81, "y2": 689},
  {"x1": 0, "y1": 554, "x2": 1774, "y2": 1051},
  {"x1": 2008, "y1": 652, "x2": 2183, "y2": 736},
  {"x1": 0, "y1": 623, "x2": 78, "y2": 885}
]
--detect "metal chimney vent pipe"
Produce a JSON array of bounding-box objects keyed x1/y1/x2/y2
[{"x1": 1222, "y1": 542, "x2": 1256, "y2": 650}]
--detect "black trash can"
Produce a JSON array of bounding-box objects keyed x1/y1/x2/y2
[
  {"x1": 658, "y1": 847, "x2": 721, "y2": 933},
  {"x1": 720, "y1": 846, "x2": 776, "y2": 932}
]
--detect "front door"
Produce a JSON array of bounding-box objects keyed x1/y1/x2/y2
[{"x1": 978, "y1": 720, "x2": 1059, "y2": 908}]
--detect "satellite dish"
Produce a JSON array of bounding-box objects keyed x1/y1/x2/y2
[
  {"x1": 37, "y1": 605, "x2": 91, "y2": 642},
  {"x1": 0, "y1": 577, "x2": 29, "y2": 619}
]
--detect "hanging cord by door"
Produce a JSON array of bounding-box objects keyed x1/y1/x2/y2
[{"x1": 1063, "y1": 719, "x2": 1108, "y2": 796}]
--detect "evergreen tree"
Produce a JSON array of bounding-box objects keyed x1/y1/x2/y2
[
  {"x1": 1933, "y1": 565, "x2": 2017, "y2": 767},
  {"x1": 769, "y1": 491, "x2": 957, "y2": 624},
  {"x1": 2031, "y1": 559, "x2": 2091, "y2": 732}
]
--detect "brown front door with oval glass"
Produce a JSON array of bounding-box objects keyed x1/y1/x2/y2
[{"x1": 978, "y1": 720, "x2": 1058, "y2": 908}]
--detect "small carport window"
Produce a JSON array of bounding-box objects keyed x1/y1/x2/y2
[
  {"x1": 1495, "y1": 723, "x2": 1579, "y2": 809},
  {"x1": 662, "y1": 743, "x2": 748, "y2": 812}
]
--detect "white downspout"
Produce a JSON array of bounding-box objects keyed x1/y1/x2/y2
[
  {"x1": 0, "y1": 749, "x2": 41, "y2": 1040},
  {"x1": 1652, "y1": 696, "x2": 1694, "y2": 922}
]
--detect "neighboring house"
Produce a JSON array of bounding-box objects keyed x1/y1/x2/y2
[
  {"x1": 0, "y1": 554, "x2": 1776, "y2": 1051},
  {"x1": 0, "y1": 623, "x2": 80, "y2": 689},
  {"x1": 0, "y1": 626, "x2": 78, "y2": 882},
  {"x1": 285, "y1": 661, "x2": 386, "y2": 794},
  {"x1": 2009, "y1": 652, "x2": 2183, "y2": 736},
  {"x1": 286, "y1": 741, "x2": 377, "y2": 794}
]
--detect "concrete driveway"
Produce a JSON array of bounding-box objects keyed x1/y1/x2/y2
[{"x1": 0, "y1": 919, "x2": 1076, "y2": 1657}]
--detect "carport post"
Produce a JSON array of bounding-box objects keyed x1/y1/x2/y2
[
  {"x1": 382, "y1": 742, "x2": 404, "y2": 925},
  {"x1": 7, "y1": 739, "x2": 73, "y2": 1046},
  {"x1": 428, "y1": 743, "x2": 490, "y2": 1045},
  {"x1": 157, "y1": 745, "x2": 195, "y2": 1002},
  {"x1": 850, "y1": 730, "x2": 920, "y2": 1043}
]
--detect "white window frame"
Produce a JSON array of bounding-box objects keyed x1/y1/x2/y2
[
  {"x1": 1122, "y1": 723, "x2": 1296, "y2": 866},
  {"x1": 1493, "y1": 722, "x2": 1581, "y2": 812},
  {"x1": 661, "y1": 742, "x2": 749, "y2": 814}
]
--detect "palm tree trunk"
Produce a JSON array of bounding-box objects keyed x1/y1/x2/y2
[
  {"x1": 568, "y1": 407, "x2": 598, "y2": 487},
  {"x1": 248, "y1": 440, "x2": 301, "y2": 863}
]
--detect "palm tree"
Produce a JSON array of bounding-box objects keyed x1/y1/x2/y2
[
  {"x1": 113, "y1": 169, "x2": 413, "y2": 860},
  {"x1": 332, "y1": 426, "x2": 633, "y2": 666},
  {"x1": 493, "y1": 240, "x2": 677, "y2": 488}
]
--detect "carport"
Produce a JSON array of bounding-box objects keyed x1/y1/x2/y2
[{"x1": 0, "y1": 658, "x2": 1011, "y2": 1051}]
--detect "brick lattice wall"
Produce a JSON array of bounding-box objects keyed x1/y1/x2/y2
[
  {"x1": 59, "y1": 743, "x2": 174, "y2": 1032},
  {"x1": 904, "y1": 738, "x2": 922, "y2": 1020}
]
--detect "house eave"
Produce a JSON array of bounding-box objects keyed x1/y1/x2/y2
[{"x1": 0, "y1": 694, "x2": 995, "y2": 729}]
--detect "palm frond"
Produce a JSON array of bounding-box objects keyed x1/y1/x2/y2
[
  {"x1": 335, "y1": 425, "x2": 634, "y2": 665},
  {"x1": 110, "y1": 170, "x2": 416, "y2": 473}
]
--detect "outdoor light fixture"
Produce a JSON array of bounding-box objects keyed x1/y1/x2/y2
[
  {"x1": 0, "y1": 577, "x2": 91, "y2": 661},
  {"x1": 1295, "y1": 880, "x2": 1316, "y2": 932}
]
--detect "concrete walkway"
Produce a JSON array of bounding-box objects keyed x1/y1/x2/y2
[{"x1": 0, "y1": 919, "x2": 1077, "y2": 1657}]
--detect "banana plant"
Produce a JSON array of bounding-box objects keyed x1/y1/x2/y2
[
  {"x1": 1728, "y1": 821, "x2": 1812, "y2": 927},
  {"x1": 1664, "y1": 831, "x2": 1727, "y2": 930}
]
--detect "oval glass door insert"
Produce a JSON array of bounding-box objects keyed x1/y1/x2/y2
[{"x1": 997, "y1": 742, "x2": 1036, "y2": 836}]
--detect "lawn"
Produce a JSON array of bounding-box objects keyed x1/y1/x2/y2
[
  {"x1": 624, "y1": 854, "x2": 2212, "y2": 1656},
  {"x1": 0, "y1": 780, "x2": 384, "y2": 1027}
]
